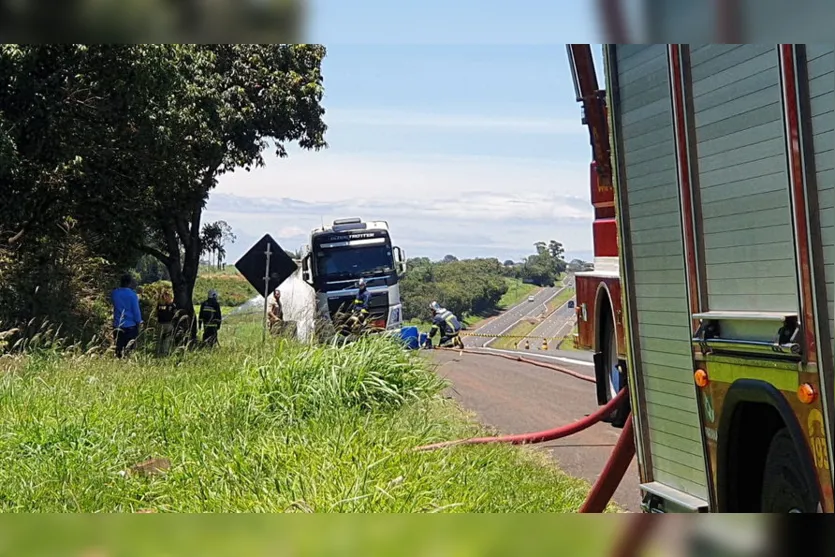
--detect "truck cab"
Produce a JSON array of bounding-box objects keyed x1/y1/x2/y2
[{"x1": 300, "y1": 218, "x2": 407, "y2": 331}]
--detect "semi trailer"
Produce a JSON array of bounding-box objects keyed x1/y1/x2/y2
[{"x1": 570, "y1": 43, "x2": 834, "y2": 513}]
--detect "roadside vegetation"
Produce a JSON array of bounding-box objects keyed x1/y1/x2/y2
[
  {"x1": 546, "y1": 286, "x2": 576, "y2": 314},
  {"x1": 0, "y1": 315, "x2": 607, "y2": 513},
  {"x1": 558, "y1": 325, "x2": 580, "y2": 351}
]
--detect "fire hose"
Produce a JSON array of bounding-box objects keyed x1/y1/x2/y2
[{"x1": 419, "y1": 347, "x2": 638, "y2": 515}]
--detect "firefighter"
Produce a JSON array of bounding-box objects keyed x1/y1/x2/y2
[
  {"x1": 345, "y1": 278, "x2": 371, "y2": 332},
  {"x1": 427, "y1": 301, "x2": 463, "y2": 348},
  {"x1": 155, "y1": 290, "x2": 177, "y2": 356},
  {"x1": 199, "y1": 289, "x2": 222, "y2": 347}
]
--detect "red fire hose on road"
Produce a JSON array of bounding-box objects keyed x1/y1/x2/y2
[
  {"x1": 415, "y1": 387, "x2": 628, "y2": 450},
  {"x1": 422, "y1": 347, "x2": 638, "y2": 515}
]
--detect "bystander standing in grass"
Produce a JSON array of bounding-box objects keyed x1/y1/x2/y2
[
  {"x1": 267, "y1": 287, "x2": 283, "y2": 335},
  {"x1": 111, "y1": 274, "x2": 143, "y2": 358},
  {"x1": 155, "y1": 290, "x2": 177, "y2": 356}
]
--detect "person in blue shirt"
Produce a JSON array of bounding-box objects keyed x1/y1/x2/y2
[{"x1": 111, "y1": 274, "x2": 143, "y2": 358}]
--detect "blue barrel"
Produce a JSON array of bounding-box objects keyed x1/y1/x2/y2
[{"x1": 400, "y1": 326, "x2": 419, "y2": 350}]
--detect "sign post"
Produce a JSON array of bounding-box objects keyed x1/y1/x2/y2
[
  {"x1": 234, "y1": 234, "x2": 298, "y2": 344},
  {"x1": 262, "y1": 242, "x2": 272, "y2": 343}
]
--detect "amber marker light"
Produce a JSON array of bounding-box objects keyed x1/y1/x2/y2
[
  {"x1": 798, "y1": 383, "x2": 817, "y2": 405},
  {"x1": 694, "y1": 369, "x2": 709, "y2": 388}
]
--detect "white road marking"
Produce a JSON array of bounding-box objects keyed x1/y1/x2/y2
[{"x1": 479, "y1": 346, "x2": 594, "y2": 368}]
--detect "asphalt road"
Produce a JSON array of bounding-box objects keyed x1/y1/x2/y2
[
  {"x1": 465, "y1": 285, "x2": 559, "y2": 348},
  {"x1": 432, "y1": 349, "x2": 641, "y2": 511},
  {"x1": 520, "y1": 295, "x2": 577, "y2": 351}
]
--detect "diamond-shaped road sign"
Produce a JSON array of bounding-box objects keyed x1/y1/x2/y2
[{"x1": 235, "y1": 234, "x2": 298, "y2": 296}]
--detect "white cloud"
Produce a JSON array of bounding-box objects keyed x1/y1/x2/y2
[
  {"x1": 210, "y1": 127, "x2": 595, "y2": 262},
  {"x1": 276, "y1": 226, "x2": 307, "y2": 239},
  {"x1": 325, "y1": 108, "x2": 585, "y2": 135},
  {"x1": 215, "y1": 148, "x2": 589, "y2": 204}
]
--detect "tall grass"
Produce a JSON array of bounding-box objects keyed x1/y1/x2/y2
[{"x1": 0, "y1": 317, "x2": 608, "y2": 512}]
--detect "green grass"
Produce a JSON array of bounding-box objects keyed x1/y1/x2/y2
[
  {"x1": 0, "y1": 316, "x2": 611, "y2": 513},
  {"x1": 193, "y1": 271, "x2": 257, "y2": 307},
  {"x1": 546, "y1": 286, "x2": 575, "y2": 314},
  {"x1": 497, "y1": 279, "x2": 540, "y2": 310},
  {"x1": 559, "y1": 325, "x2": 580, "y2": 351},
  {"x1": 0, "y1": 516, "x2": 626, "y2": 555}
]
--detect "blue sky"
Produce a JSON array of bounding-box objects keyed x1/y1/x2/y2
[{"x1": 208, "y1": 2, "x2": 605, "y2": 264}]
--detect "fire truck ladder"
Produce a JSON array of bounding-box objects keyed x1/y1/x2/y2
[{"x1": 565, "y1": 44, "x2": 612, "y2": 189}]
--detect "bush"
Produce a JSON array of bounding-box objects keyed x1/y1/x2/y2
[
  {"x1": 400, "y1": 258, "x2": 508, "y2": 322},
  {"x1": 254, "y1": 336, "x2": 445, "y2": 422}
]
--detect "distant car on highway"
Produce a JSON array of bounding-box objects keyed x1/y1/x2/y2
[
  {"x1": 528, "y1": 295, "x2": 535, "y2": 302},
  {"x1": 568, "y1": 300, "x2": 575, "y2": 309}
]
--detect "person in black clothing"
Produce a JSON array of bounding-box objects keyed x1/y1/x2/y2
[
  {"x1": 156, "y1": 290, "x2": 177, "y2": 355},
  {"x1": 199, "y1": 289, "x2": 222, "y2": 347}
]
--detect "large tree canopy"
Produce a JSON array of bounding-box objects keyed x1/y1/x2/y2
[{"x1": 0, "y1": 44, "x2": 327, "y2": 334}]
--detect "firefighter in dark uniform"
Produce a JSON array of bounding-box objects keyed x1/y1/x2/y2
[
  {"x1": 427, "y1": 301, "x2": 463, "y2": 348},
  {"x1": 346, "y1": 278, "x2": 371, "y2": 333},
  {"x1": 199, "y1": 289, "x2": 222, "y2": 347}
]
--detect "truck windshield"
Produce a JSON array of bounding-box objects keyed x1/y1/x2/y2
[{"x1": 315, "y1": 245, "x2": 394, "y2": 279}]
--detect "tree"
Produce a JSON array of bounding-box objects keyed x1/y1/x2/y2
[
  {"x1": 0, "y1": 45, "x2": 327, "y2": 337},
  {"x1": 135, "y1": 45, "x2": 327, "y2": 322},
  {"x1": 201, "y1": 220, "x2": 236, "y2": 268},
  {"x1": 518, "y1": 240, "x2": 567, "y2": 286},
  {"x1": 548, "y1": 240, "x2": 564, "y2": 261},
  {"x1": 0, "y1": 45, "x2": 197, "y2": 331},
  {"x1": 503, "y1": 259, "x2": 515, "y2": 266},
  {"x1": 442, "y1": 254, "x2": 458, "y2": 263}
]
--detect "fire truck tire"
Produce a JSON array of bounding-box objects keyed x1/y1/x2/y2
[
  {"x1": 600, "y1": 309, "x2": 628, "y2": 428},
  {"x1": 761, "y1": 428, "x2": 818, "y2": 513}
]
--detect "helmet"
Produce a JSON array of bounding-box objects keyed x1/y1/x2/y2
[
  {"x1": 208, "y1": 289, "x2": 218, "y2": 299},
  {"x1": 429, "y1": 301, "x2": 441, "y2": 313},
  {"x1": 357, "y1": 278, "x2": 367, "y2": 288}
]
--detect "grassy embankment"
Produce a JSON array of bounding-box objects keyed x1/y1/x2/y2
[{"x1": 0, "y1": 313, "x2": 615, "y2": 513}]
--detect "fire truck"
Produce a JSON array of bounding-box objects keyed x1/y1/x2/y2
[
  {"x1": 567, "y1": 45, "x2": 629, "y2": 428},
  {"x1": 568, "y1": 43, "x2": 834, "y2": 513}
]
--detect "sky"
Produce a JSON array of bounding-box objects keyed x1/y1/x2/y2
[{"x1": 206, "y1": 1, "x2": 606, "y2": 264}]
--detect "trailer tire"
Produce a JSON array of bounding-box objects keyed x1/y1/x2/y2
[
  {"x1": 761, "y1": 428, "x2": 818, "y2": 513},
  {"x1": 599, "y1": 308, "x2": 628, "y2": 428}
]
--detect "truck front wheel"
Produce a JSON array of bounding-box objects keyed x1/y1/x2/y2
[
  {"x1": 761, "y1": 428, "x2": 819, "y2": 513},
  {"x1": 599, "y1": 308, "x2": 628, "y2": 428}
]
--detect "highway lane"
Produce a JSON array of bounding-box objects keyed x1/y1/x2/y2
[
  {"x1": 464, "y1": 284, "x2": 560, "y2": 348},
  {"x1": 518, "y1": 282, "x2": 577, "y2": 351}
]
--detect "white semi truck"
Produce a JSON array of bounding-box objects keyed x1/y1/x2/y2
[{"x1": 300, "y1": 218, "x2": 407, "y2": 331}]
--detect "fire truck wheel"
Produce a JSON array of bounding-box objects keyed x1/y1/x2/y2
[
  {"x1": 601, "y1": 309, "x2": 627, "y2": 427},
  {"x1": 761, "y1": 428, "x2": 818, "y2": 513}
]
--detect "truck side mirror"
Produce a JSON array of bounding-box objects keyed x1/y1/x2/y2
[
  {"x1": 301, "y1": 253, "x2": 313, "y2": 285},
  {"x1": 393, "y1": 246, "x2": 407, "y2": 276}
]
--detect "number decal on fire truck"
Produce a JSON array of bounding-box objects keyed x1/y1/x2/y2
[{"x1": 808, "y1": 409, "x2": 830, "y2": 471}]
